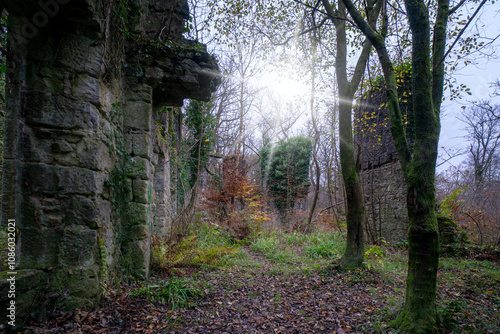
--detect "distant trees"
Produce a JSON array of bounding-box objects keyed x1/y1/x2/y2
[
  {"x1": 461, "y1": 101, "x2": 500, "y2": 189},
  {"x1": 169, "y1": 100, "x2": 216, "y2": 238},
  {"x1": 261, "y1": 136, "x2": 313, "y2": 223},
  {"x1": 184, "y1": 100, "x2": 216, "y2": 189},
  {"x1": 437, "y1": 98, "x2": 500, "y2": 247}
]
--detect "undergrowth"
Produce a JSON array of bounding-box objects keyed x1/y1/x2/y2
[
  {"x1": 131, "y1": 277, "x2": 207, "y2": 310},
  {"x1": 151, "y1": 222, "x2": 243, "y2": 273},
  {"x1": 148, "y1": 218, "x2": 499, "y2": 332}
]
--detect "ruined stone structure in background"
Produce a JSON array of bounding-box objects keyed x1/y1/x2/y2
[
  {"x1": 356, "y1": 77, "x2": 461, "y2": 246},
  {"x1": 355, "y1": 89, "x2": 410, "y2": 244},
  {"x1": 0, "y1": 0, "x2": 218, "y2": 322}
]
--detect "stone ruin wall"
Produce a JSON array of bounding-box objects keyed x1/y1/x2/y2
[
  {"x1": 355, "y1": 90, "x2": 409, "y2": 244},
  {"x1": 0, "y1": 0, "x2": 218, "y2": 322}
]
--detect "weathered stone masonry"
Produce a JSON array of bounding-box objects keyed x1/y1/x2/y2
[
  {"x1": 355, "y1": 90, "x2": 409, "y2": 244},
  {"x1": 0, "y1": 0, "x2": 218, "y2": 322}
]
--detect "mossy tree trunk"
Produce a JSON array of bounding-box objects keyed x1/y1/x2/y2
[
  {"x1": 341, "y1": 0, "x2": 451, "y2": 331},
  {"x1": 321, "y1": 0, "x2": 381, "y2": 270}
]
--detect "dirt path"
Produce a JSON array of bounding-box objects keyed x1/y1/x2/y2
[{"x1": 24, "y1": 249, "x2": 397, "y2": 333}]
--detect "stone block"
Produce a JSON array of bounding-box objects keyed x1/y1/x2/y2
[
  {"x1": 53, "y1": 152, "x2": 79, "y2": 167},
  {"x1": 100, "y1": 83, "x2": 114, "y2": 109},
  {"x1": 128, "y1": 202, "x2": 151, "y2": 226},
  {"x1": 65, "y1": 196, "x2": 99, "y2": 229},
  {"x1": 150, "y1": 0, "x2": 189, "y2": 17},
  {"x1": 43, "y1": 76, "x2": 65, "y2": 94},
  {"x1": 96, "y1": 199, "x2": 112, "y2": 229},
  {"x1": 145, "y1": 66, "x2": 164, "y2": 83},
  {"x1": 133, "y1": 179, "x2": 151, "y2": 204},
  {"x1": 130, "y1": 132, "x2": 152, "y2": 158},
  {"x1": 24, "y1": 163, "x2": 100, "y2": 195},
  {"x1": 56, "y1": 32, "x2": 105, "y2": 77},
  {"x1": 126, "y1": 178, "x2": 134, "y2": 202},
  {"x1": 180, "y1": 72, "x2": 199, "y2": 90},
  {"x1": 25, "y1": 95, "x2": 99, "y2": 131},
  {"x1": 18, "y1": 227, "x2": 61, "y2": 269},
  {"x1": 72, "y1": 74, "x2": 102, "y2": 106},
  {"x1": 129, "y1": 224, "x2": 151, "y2": 240},
  {"x1": 151, "y1": 150, "x2": 159, "y2": 165},
  {"x1": 123, "y1": 101, "x2": 152, "y2": 130},
  {"x1": 40, "y1": 67, "x2": 64, "y2": 79},
  {"x1": 58, "y1": 166, "x2": 99, "y2": 195},
  {"x1": 51, "y1": 140, "x2": 74, "y2": 153},
  {"x1": 77, "y1": 138, "x2": 111, "y2": 171},
  {"x1": 124, "y1": 135, "x2": 134, "y2": 156},
  {"x1": 59, "y1": 225, "x2": 98, "y2": 268},
  {"x1": 128, "y1": 156, "x2": 152, "y2": 180},
  {"x1": 152, "y1": 204, "x2": 171, "y2": 237},
  {"x1": 121, "y1": 237, "x2": 151, "y2": 278},
  {"x1": 19, "y1": 126, "x2": 53, "y2": 163},
  {"x1": 99, "y1": 227, "x2": 116, "y2": 268},
  {"x1": 26, "y1": 197, "x2": 64, "y2": 228},
  {"x1": 50, "y1": 265, "x2": 101, "y2": 310}
]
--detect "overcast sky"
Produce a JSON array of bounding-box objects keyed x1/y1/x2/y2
[{"x1": 437, "y1": 2, "x2": 500, "y2": 172}]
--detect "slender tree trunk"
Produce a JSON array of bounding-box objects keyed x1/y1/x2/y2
[
  {"x1": 338, "y1": 99, "x2": 365, "y2": 268},
  {"x1": 321, "y1": 0, "x2": 381, "y2": 269},
  {"x1": 307, "y1": 40, "x2": 321, "y2": 232}
]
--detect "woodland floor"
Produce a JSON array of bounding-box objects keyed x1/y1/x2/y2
[
  {"x1": 19, "y1": 234, "x2": 500, "y2": 334},
  {"x1": 0, "y1": 225, "x2": 496, "y2": 334}
]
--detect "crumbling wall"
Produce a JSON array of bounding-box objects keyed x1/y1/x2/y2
[
  {"x1": 355, "y1": 89, "x2": 409, "y2": 244},
  {"x1": 0, "y1": 0, "x2": 218, "y2": 323}
]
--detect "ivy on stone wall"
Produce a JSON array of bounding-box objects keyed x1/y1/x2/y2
[
  {"x1": 105, "y1": 102, "x2": 146, "y2": 278},
  {"x1": 357, "y1": 60, "x2": 414, "y2": 152}
]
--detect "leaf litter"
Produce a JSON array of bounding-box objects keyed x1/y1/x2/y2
[{"x1": 23, "y1": 247, "x2": 500, "y2": 333}]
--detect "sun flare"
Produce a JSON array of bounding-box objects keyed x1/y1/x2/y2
[{"x1": 259, "y1": 70, "x2": 311, "y2": 102}]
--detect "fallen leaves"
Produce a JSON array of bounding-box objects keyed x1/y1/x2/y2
[{"x1": 23, "y1": 247, "x2": 500, "y2": 333}]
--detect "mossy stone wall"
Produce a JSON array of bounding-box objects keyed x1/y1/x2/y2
[{"x1": 0, "y1": 0, "x2": 218, "y2": 324}]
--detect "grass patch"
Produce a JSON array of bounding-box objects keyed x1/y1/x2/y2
[
  {"x1": 131, "y1": 277, "x2": 207, "y2": 309},
  {"x1": 250, "y1": 233, "x2": 298, "y2": 264},
  {"x1": 152, "y1": 223, "x2": 242, "y2": 272},
  {"x1": 302, "y1": 231, "x2": 344, "y2": 260},
  {"x1": 250, "y1": 229, "x2": 344, "y2": 265}
]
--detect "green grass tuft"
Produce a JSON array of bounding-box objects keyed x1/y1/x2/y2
[{"x1": 131, "y1": 277, "x2": 206, "y2": 309}]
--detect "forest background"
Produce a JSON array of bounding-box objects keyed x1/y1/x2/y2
[{"x1": 0, "y1": 0, "x2": 499, "y2": 333}]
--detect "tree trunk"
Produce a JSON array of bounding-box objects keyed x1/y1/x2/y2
[
  {"x1": 307, "y1": 39, "x2": 321, "y2": 232},
  {"x1": 395, "y1": 165, "x2": 439, "y2": 332},
  {"x1": 340, "y1": 0, "x2": 454, "y2": 330},
  {"x1": 338, "y1": 100, "x2": 365, "y2": 269},
  {"x1": 334, "y1": 4, "x2": 365, "y2": 268},
  {"x1": 321, "y1": 0, "x2": 381, "y2": 269}
]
